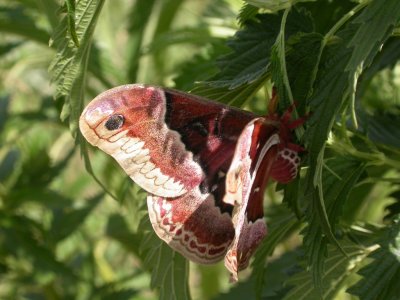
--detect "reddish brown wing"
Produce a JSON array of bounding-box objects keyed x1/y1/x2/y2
[
  {"x1": 79, "y1": 84, "x2": 302, "y2": 280},
  {"x1": 223, "y1": 118, "x2": 281, "y2": 281},
  {"x1": 80, "y1": 84, "x2": 256, "y2": 199},
  {"x1": 222, "y1": 110, "x2": 302, "y2": 280},
  {"x1": 161, "y1": 88, "x2": 256, "y2": 201},
  {"x1": 147, "y1": 190, "x2": 235, "y2": 264},
  {"x1": 79, "y1": 84, "x2": 257, "y2": 264}
]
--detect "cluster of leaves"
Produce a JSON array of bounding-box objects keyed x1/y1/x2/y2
[{"x1": 1, "y1": 0, "x2": 400, "y2": 299}]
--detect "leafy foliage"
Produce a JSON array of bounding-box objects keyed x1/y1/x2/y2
[
  {"x1": 49, "y1": 0, "x2": 106, "y2": 134},
  {"x1": 347, "y1": 215, "x2": 400, "y2": 300},
  {"x1": 1, "y1": 0, "x2": 400, "y2": 299},
  {"x1": 140, "y1": 218, "x2": 191, "y2": 300}
]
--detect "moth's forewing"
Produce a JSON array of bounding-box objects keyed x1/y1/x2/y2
[
  {"x1": 79, "y1": 84, "x2": 256, "y2": 199},
  {"x1": 79, "y1": 85, "x2": 257, "y2": 264}
]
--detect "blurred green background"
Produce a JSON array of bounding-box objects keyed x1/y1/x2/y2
[
  {"x1": 0, "y1": 1, "x2": 248, "y2": 299},
  {"x1": 1, "y1": 0, "x2": 400, "y2": 299}
]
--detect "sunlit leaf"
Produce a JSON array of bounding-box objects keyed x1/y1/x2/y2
[
  {"x1": 346, "y1": 0, "x2": 400, "y2": 73},
  {"x1": 283, "y1": 239, "x2": 366, "y2": 300},
  {"x1": 140, "y1": 218, "x2": 191, "y2": 300},
  {"x1": 237, "y1": 3, "x2": 259, "y2": 26},
  {"x1": 245, "y1": 0, "x2": 316, "y2": 12},
  {"x1": 347, "y1": 215, "x2": 400, "y2": 300},
  {"x1": 49, "y1": 0, "x2": 105, "y2": 134},
  {"x1": 2, "y1": 0, "x2": 400, "y2": 298},
  {"x1": 302, "y1": 156, "x2": 366, "y2": 293},
  {"x1": 193, "y1": 74, "x2": 268, "y2": 107},
  {"x1": 65, "y1": 0, "x2": 80, "y2": 47},
  {"x1": 206, "y1": 13, "x2": 281, "y2": 89}
]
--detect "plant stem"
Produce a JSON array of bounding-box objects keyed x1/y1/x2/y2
[{"x1": 277, "y1": 8, "x2": 305, "y2": 140}]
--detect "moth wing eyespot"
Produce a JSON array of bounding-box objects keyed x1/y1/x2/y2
[{"x1": 105, "y1": 114, "x2": 125, "y2": 131}]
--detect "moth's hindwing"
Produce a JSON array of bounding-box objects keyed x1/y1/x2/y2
[
  {"x1": 223, "y1": 118, "x2": 280, "y2": 280},
  {"x1": 147, "y1": 189, "x2": 234, "y2": 264}
]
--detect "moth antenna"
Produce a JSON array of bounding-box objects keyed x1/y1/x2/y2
[
  {"x1": 287, "y1": 112, "x2": 310, "y2": 129},
  {"x1": 281, "y1": 101, "x2": 299, "y2": 123},
  {"x1": 288, "y1": 118, "x2": 305, "y2": 129},
  {"x1": 267, "y1": 87, "x2": 278, "y2": 115},
  {"x1": 287, "y1": 142, "x2": 305, "y2": 153}
]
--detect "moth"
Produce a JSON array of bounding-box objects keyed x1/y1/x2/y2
[{"x1": 79, "y1": 84, "x2": 303, "y2": 281}]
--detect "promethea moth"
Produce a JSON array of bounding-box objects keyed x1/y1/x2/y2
[{"x1": 79, "y1": 84, "x2": 303, "y2": 281}]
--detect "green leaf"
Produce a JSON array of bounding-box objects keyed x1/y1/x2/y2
[
  {"x1": 386, "y1": 190, "x2": 400, "y2": 220},
  {"x1": 302, "y1": 17, "x2": 371, "y2": 252},
  {"x1": 302, "y1": 156, "x2": 366, "y2": 293},
  {"x1": 345, "y1": 0, "x2": 400, "y2": 128},
  {"x1": 283, "y1": 239, "x2": 366, "y2": 300},
  {"x1": 270, "y1": 9, "x2": 321, "y2": 141},
  {"x1": 125, "y1": 0, "x2": 157, "y2": 82},
  {"x1": 87, "y1": 44, "x2": 120, "y2": 87},
  {"x1": 49, "y1": 193, "x2": 102, "y2": 243},
  {"x1": 0, "y1": 213, "x2": 78, "y2": 284},
  {"x1": 49, "y1": 0, "x2": 105, "y2": 135},
  {"x1": 15, "y1": 139, "x2": 53, "y2": 187},
  {"x1": 94, "y1": 288, "x2": 138, "y2": 300},
  {"x1": 360, "y1": 112, "x2": 400, "y2": 149},
  {"x1": 285, "y1": 32, "x2": 322, "y2": 104},
  {"x1": 5, "y1": 187, "x2": 72, "y2": 211},
  {"x1": 252, "y1": 205, "x2": 301, "y2": 298},
  {"x1": 281, "y1": 177, "x2": 303, "y2": 219},
  {"x1": 304, "y1": 0, "x2": 400, "y2": 191},
  {"x1": 0, "y1": 5, "x2": 49, "y2": 44},
  {"x1": 302, "y1": 0, "x2": 356, "y2": 34},
  {"x1": 346, "y1": 0, "x2": 400, "y2": 73},
  {"x1": 173, "y1": 44, "x2": 223, "y2": 91},
  {"x1": 37, "y1": 0, "x2": 60, "y2": 30},
  {"x1": 0, "y1": 41, "x2": 23, "y2": 57},
  {"x1": 209, "y1": 10, "x2": 312, "y2": 90},
  {"x1": 65, "y1": 0, "x2": 80, "y2": 47},
  {"x1": 272, "y1": 32, "x2": 323, "y2": 111},
  {"x1": 210, "y1": 13, "x2": 281, "y2": 89},
  {"x1": 323, "y1": 158, "x2": 366, "y2": 225},
  {"x1": 347, "y1": 215, "x2": 400, "y2": 300},
  {"x1": 105, "y1": 214, "x2": 143, "y2": 258},
  {"x1": 149, "y1": 0, "x2": 185, "y2": 81},
  {"x1": 304, "y1": 27, "x2": 353, "y2": 191},
  {"x1": 139, "y1": 218, "x2": 191, "y2": 300},
  {"x1": 153, "y1": 0, "x2": 185, "y2": 38},
  {"x1": 360, "y1": 38, "x2": 400, "y2": 89},
  {"x1": 146, "y1": 27, "x2": 222, "y2": 54},
  {"x1": 8, "y1": 133, "x2": 74, "y2": 192},
  {"x1": 237, "y1": 3, "x2": 259, "y2": 26},
  {"x1": 215, "y1": 249, "x2": 300, "y2": 300},
  {"x1": 244, "y1": 0, "x2": 316, "y2": 12},
  {"x1": 192, "y1": 74, "x2": 268, "y2": 107},
  {"x1": 193, "y1": 10, "x2": 313, "y2": 107},
  {"x1": 0, "y1": 149, "x2": 19, "y2": 183}
]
